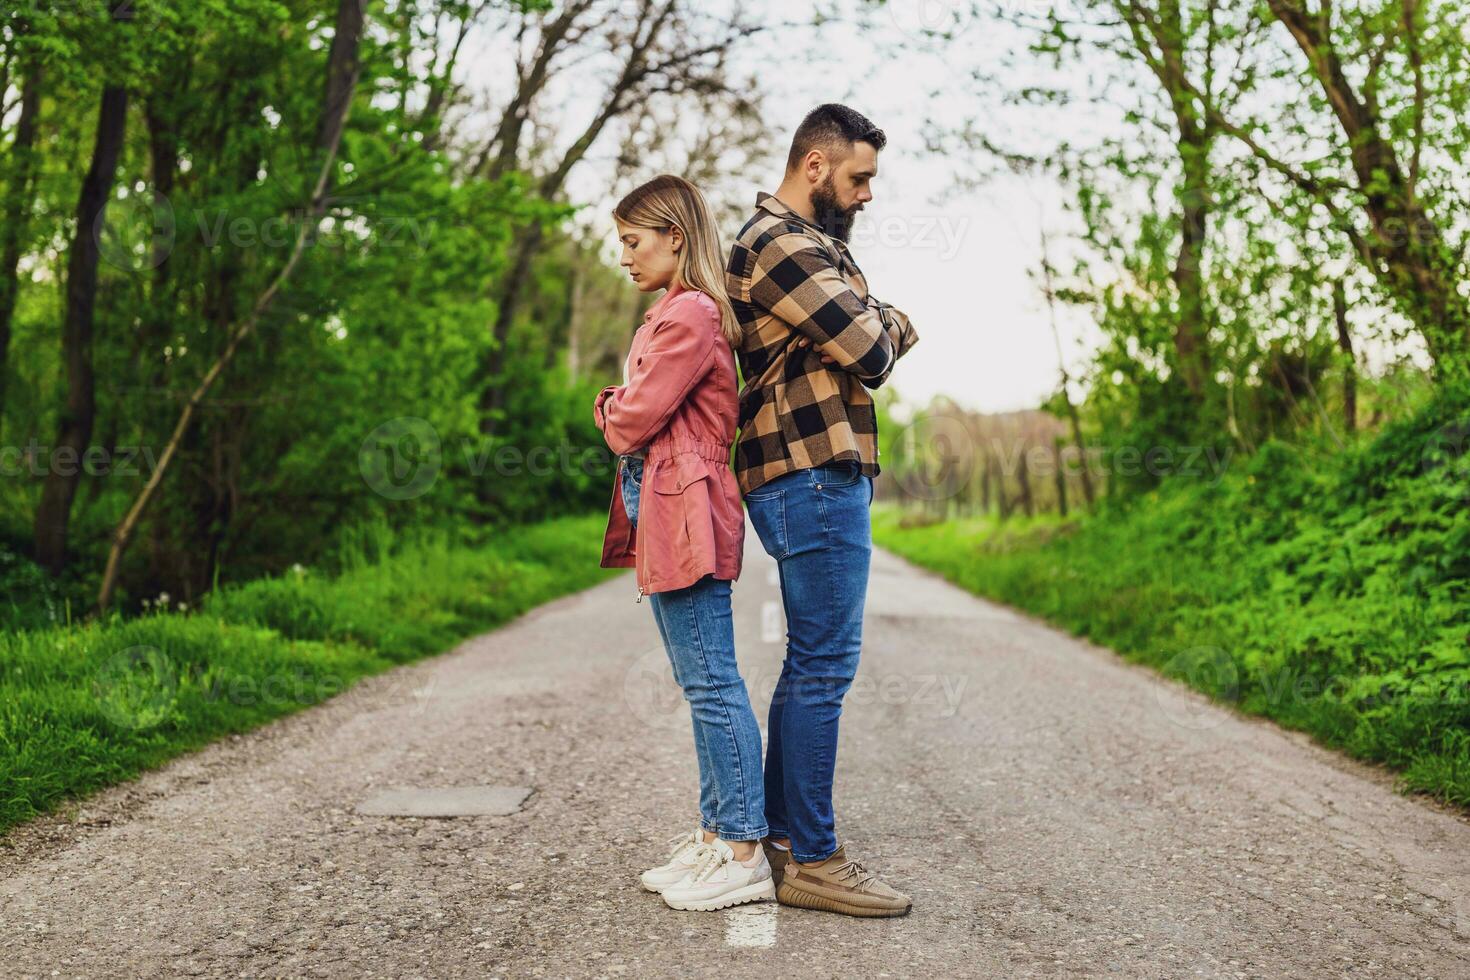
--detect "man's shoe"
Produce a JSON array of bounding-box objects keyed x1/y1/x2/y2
[
  {"x1": 775, "y1": 843, "x2": 912, "y2": 917},
  {"x1": 760, "y1": 837, "x2": 790, "y2": 889},
  {"x1": 661, "y1": 839, "x2": 776, "y2": 912},
  {"x1": 639, "y1": 826, "x2": 706, "y2": 893}
]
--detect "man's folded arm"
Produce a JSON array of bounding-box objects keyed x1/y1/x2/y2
[
  {"x1": 749, "y1": 234, "x2": 894, "y2": 379},
  {"x1": 858, "y1": 300, "x2": 920, "y2": 390}
]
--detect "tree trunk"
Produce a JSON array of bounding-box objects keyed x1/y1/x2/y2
[
  {"x1": 980, "y1": 453, "x2": 993, "y2": 514},
  {"x1": 1016, "y1": 447, "x2": 1035, "y2": 518},
  {"x1": 35, "y1": 84, "x2": 129, "y2": 576},
  {"x1": 0, "y1": 64, "x2": 43, "y2": 440},
  {"x1": 1334, "y1": 279, "x2": 1356, "y2": 435},
  {"x1": 477, "y1": 222, "x2": 543, "y2": 436},
  {"x1": 1172, "y1": 122, "x2": 1213, "y2": 397},
  {"x1": 1120, "y1": 0, "x2": 1214, "y2": 401},
  {"x1": 1039, "y1": 223, "x2": 1096, "y2": 509},
  {"x1": 566, "y1": 250, "x2": 585, "y2": 383},
  {"x1": 1053, "y1": 440, "x2": 1068, "y2": 517}
]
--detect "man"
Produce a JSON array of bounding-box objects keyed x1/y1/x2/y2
[{"x1": 726, "y1": 103, "x2": 920, "y2": 917}]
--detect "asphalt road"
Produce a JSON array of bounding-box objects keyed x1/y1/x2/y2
[{"x1": 3, "y1": 522, "x2": 1469, "y2": 978}]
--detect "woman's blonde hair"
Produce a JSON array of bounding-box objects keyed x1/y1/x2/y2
[{"x1": 613, "y1": 174, "x2": 742, "y2": 348}]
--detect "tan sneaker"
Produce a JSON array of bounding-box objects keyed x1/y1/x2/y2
[
  {"x1": 776, "y1": 844, "x2": 912, "y2": 917},
  {"x1": 760, "y1": 837, "x2": 791, "y2": 889}
]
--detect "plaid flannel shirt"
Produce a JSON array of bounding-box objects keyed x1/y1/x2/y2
[{"x1": 725, "y1": 191, "x2": 919, "y2": 496}]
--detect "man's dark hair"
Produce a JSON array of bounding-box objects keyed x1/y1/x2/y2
[{"x1": 784, "y1": 103, "x2": 887, "y2": 173}]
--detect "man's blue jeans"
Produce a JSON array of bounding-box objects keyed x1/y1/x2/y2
[
  {"x1": 743, "y1": 459, "x2": 873, "y2": 863},
  {"x1": 621, "y1": 454, "x2": 768, "y2": 841}
]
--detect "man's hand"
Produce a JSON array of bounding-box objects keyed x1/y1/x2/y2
[{"x1": 792, "y1": 334, "x2": 837, "y2": 365}]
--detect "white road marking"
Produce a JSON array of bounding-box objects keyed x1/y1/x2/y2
[
  {"x1": 724, "y1": 902, "x2": 778, "y2": 947},
  {"x1": 761, "y1": 600, "x2": 784, "y2": 644}
]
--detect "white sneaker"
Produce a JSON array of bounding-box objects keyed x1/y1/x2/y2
[
  {"x1": 639, "y1": 827, "x2": 707, "y2": 893},
  {"x1": 661, "y1": 839, "x2": 776, "y2": 911}
]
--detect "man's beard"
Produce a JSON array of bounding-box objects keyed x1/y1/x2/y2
[{"x1": 811, "y1": 174, "x2": 862, "y2": 242}]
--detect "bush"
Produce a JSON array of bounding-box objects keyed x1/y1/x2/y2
[{"x1": 0, "y1": 545, "x2": 63, "y2": 632}]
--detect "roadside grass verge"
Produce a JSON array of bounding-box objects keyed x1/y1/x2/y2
[
  {"x1": 873, "y1": 388, "x2": 1470, "y2": 808},
  {"x1": 0, "y1": 514, "x2": 619, "y2": 838}
]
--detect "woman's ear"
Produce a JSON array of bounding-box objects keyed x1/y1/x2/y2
[{"x1": 669, "y1": 225, "x2": 684, "y2": 254}]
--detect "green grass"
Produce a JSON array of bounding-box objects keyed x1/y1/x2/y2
[
  {"x1": 874, "y1": 388, "x2": 1470, "y2": 808},
  {"x1": 0, "y1": 513, "x2": 621, "y2": 838}
]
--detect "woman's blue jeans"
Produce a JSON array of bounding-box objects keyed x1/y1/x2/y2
[
  {"x1": 620, "y1": 455, "x2": 768, "y2": 841},
  {"x1": 742, "y1": 459, "x2": 873, "y2": 863}
]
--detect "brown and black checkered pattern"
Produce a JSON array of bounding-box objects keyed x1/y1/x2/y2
[{"x1": 725, "y1": 192, "x2": 919, "y2": 496}]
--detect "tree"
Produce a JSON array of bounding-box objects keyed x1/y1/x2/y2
[
  {"x1": 33, "y1": 1, "x2": 133, "y2": 576},
  {"x1": 1254, "y1": 0, "x2": 1469, "y2": 374},
  {"x1": 95, "y1": 0, "x2": 371, "y2": 613},
  {"x1": 470, "y1": 0, "x2": 762, "y2": 447},
  {"x1": 0, "y1": 55, "x2": 42, "y2": 438}
]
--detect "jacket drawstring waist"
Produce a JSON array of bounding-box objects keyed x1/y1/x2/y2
[{"x1": 646, "y1": 440, "x2": 731, "y2": 463}]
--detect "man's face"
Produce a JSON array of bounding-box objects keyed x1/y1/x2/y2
[{"x1": 811, "y1": 140, "x2": 878, "y2": 242}]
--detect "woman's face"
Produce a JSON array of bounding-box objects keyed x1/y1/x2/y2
[{"x1": 616, "y1": 219, "x2": 682, "y2": 293}]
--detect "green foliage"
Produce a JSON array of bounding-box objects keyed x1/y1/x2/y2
[
  {"x1": 0, "y1": 3, "x2": 629, "y2": 616},
  {"x1": 875, "y1": 385, "x2": 1470, "y2": 807}
]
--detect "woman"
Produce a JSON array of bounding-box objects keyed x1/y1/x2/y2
[{"x1": 593, "y1": 174, "x2": 774, "y2": 912}]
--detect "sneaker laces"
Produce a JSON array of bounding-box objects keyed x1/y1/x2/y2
[
  {"x1": 663, "y1": 830, "x2": 700, "y2": 862},
  {"x1": 686, "y1": 841, "x2": 731, "y2": 883},
  {"x1": 833, "y1": 857, "x2": 879, "y2": 888}
]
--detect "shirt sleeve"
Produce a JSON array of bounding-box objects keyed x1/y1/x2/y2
[
  {"x1": 857, "y1": 299, "x2": 920, "y2": 390},
  {"x1": 594, "y1": 298, "x2": 718, "y2": 456},
  {"x1": 747, "y1": 232, "x2": 895, "y2": 379}
]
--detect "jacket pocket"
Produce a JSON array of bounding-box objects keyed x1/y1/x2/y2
[{"x1": 651, "y1": 454, "x2": 710, "y2": 495}]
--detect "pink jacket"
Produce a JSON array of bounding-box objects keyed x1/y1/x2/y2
[{"x1": 594, "y1": 282, "x2": 745, "y2": 596}]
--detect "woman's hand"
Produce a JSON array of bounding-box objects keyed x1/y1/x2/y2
[{"x1": 593, "y1": 386, "x2": 617, "y2": 428}]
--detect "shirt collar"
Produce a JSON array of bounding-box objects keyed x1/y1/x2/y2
[
  {"x1": 755, "y1": 191, "x2": 816, "y2": 229},
  {"x1": 755, "y1": 191, "x2": 854, "y2": 259},
  {"x1": 756, "y1": 190, "x2": 863, "y2": 277}
]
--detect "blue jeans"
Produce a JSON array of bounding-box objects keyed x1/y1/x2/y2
[
  {"x1": 742, "y1": 459, "x2": 873, "y2": 863},
  {"x1": 618, "y1": 454, "x2": 644, "y2": 525},
  {"x1": 623, "y1": 454, "x2": 767, "y2": 841}
]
